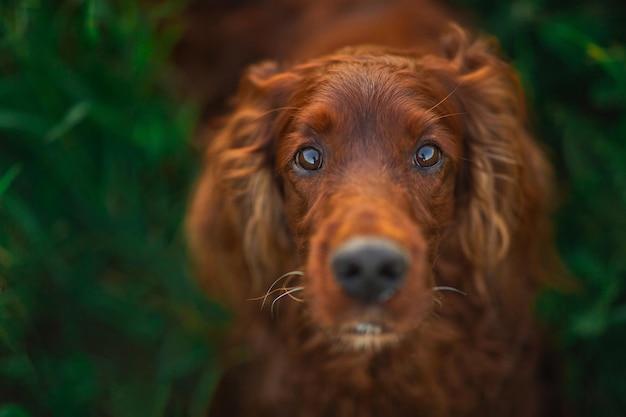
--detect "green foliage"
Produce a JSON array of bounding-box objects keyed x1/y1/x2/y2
[
  {"x1": 458, "y1": 0, "x2": 626, "y2": 415},
  {"x1": 0, "y1": 1, "x2": 227, "y2": 416}
]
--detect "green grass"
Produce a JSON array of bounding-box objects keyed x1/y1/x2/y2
[
  {"x1": 0, "y1": 0, "x2": 625, "y2": 415},
  {"x1": 0, "y1": 1, "x2": 228, "y2": 416}
]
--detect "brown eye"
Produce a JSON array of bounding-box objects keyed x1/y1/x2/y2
[
  {"x1": 295, "y1": 147, "x2": 323, "y2": 170},
  {"x1": 414, "y1": 144, "x2": 442, "y2": 168}
]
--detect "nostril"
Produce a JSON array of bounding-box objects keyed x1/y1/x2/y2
[
  {"x1": 337, "y1": 262, "x2": 362, "y2": 281},
  {"x1": 379, "y1": 261, "x2": 405, "y2": 282},
  {"x1": 330, "y1": 237, "x2": 410, "y2": 303}
]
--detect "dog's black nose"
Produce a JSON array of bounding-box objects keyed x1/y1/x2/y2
[{"x1": 331, "y1": 237, "x2": 409, "y2": 303}]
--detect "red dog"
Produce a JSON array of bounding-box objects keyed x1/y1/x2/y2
[{"x1": 183, "y1": 1, "x2": 565, "y2": 415}]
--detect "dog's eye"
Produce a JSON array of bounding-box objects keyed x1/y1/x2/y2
[
  {"x1": 414, "y1": 144, "x2": 442, "y2": 168},
  {"x1": 295, "y1": 147, "x2": 323, "y2": 170}
]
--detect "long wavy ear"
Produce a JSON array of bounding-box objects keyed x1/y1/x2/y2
[
  {"x1": 438, "y1": 26, "x2": 555, "y2": 300},
  {"x1": 186, "y1": 61, "x2": 298, "y2": 306}
]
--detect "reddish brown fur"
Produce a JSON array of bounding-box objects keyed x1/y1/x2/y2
[{"x1": 183, "y1": 1, "x2": 565, "y2": 416}]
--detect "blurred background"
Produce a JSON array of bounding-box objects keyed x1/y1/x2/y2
[{"x1": 0, "y1": 0, "x2": 624, "y2": 416}]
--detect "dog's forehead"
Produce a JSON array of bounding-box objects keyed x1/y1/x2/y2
[
  {"x1": 289, "y1": 59, "x2": 448, "y2": 138},
  {"x1": 311, "y1": 60, "x2": 416, "y2": 109}
]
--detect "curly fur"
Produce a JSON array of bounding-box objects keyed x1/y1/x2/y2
[{"x1": 183, "y1": 1, "x2": 565, "y2": 416}]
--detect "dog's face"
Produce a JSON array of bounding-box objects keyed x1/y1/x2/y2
[
  {"x1": 189, "y1": 35, "x2": 544, "y2": 353},
  {"x1": 274, "y1": 55, "x2": 464, "y2": 349}
]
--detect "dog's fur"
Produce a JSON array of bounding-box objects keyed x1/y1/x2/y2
[{"x1": 181, "y1": 1, "x2": 565, "y2": 415}]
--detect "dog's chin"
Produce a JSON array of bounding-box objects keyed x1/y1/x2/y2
[{"x1": 333, "y1": 322, "x2": 402, "y2": 352}]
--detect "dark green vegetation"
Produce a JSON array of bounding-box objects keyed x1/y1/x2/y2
[
  {"x1": 0, "y1": 1, "x2": 227, "y2": 416},
  {"x1": 0, "y1": 0, "x2": 624, "y2": 416}
]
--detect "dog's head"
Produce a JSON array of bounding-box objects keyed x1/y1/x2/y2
[{"x1": 187, "y1": 27, "x2": 552, "y2": 350}]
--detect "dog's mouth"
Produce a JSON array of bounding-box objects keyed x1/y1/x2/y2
[
  {"x1": 336, "y1": 321, "x2": 400, "y2": 351},
  {"x1": 345, "y1": 322, "x2": 387, "y2": 336}
]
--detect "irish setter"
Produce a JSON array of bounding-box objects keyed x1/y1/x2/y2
[{"x1": 183, "y1": 1, "x2": 565, "y2": 416}]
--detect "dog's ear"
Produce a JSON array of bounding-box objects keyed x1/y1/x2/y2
[
  {"x1": 186, "y1": 61, "x2": 299, "y2": 304},
  {"x1": 438, "y1": 26, "x2": 554, "y2": 298}
]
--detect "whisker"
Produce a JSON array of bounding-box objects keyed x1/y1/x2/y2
[
  {"x1": 271, "y1": 286, "x2": 305, "y2": 317},
  {"x1": 431, "y1": 112, "x2": 468, "y2": 121},
  {"x1": 427, "y1": 82, "x2": 463, "y2": 113},
  {"x1": 248, "y1": 287, "x2": 291, "y2": 302},
  {"x1": 286, "y1": 291, "x2": 305, "y2": 303},
  {"x1": 260, "y1": 270, "x2": 304, "y2": 309},
  {"x1": 282, "y1": 271, "x2": 302, "y2": 289},
  {"x1": 432, "y1": 286, "x2": 467, "y2": 296}
]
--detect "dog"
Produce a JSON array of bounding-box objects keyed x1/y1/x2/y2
[{"x1": 182, "y1": 1, "x2": 565, "y2": 415}]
